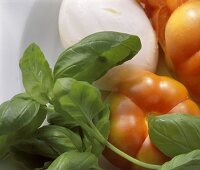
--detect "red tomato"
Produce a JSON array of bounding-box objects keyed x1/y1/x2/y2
[{"x1": 104, "y1": 70, "x2": 200, "y2": 170}]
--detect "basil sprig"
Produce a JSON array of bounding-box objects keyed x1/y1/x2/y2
[
  {"x1": 0, "y1": 32, "x2": 143, "y2": 169},
  {"x1": 20, "y1": 44, "x2": 54, "y2": 105},
  {"x1": 50, "y1": 77, "x2": 160, "y2": 170},
  {"x1": 1, "y1": 31, "x2": 200, "y2": 170}
]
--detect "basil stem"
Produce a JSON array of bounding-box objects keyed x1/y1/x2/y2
[{"x1": 91, "y1": 122, "x2": 161, "y2": 170}]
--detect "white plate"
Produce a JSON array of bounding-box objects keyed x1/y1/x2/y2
[{"x1": 0, "y1": 0, "x2": 120, "y2": 169}]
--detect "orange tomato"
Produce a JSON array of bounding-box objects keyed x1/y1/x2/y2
[
  {"x1": 137, "y1": 0, "x2": 188, "y2": 47},
  {"x1": 104, "y1": 70, "x2": 200, "y2": 170},
  {"x1": 138, "y1": 0, "x2": 200, "y2": 102},
  {"x1": 165, "y1": 0, "x2": 200, "y2": 101}
]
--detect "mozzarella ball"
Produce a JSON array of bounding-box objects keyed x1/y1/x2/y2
[{"x1": 59, "y1": 0, "x2": 158, "y2": 90}]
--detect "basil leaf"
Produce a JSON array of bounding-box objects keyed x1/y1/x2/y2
[
  {"x1": 48, "y1": 105, "x2": 110, "y2": 155},
  {"x1": 83, "y1": 106, "x2": 110, "y2": 156},
  {"x1": 54, "y1": 31, "x2": 141, "y2": 83},
  {"x1": 52, "y1": 78, "x2": 110, "y2": 156},
  {"x1": 10, "y1": 147, "x2": 51, "y2": 170},
  {"x1": 47, "y1": 151, "x2": 102, "y2": 170},
  {"x1": 149, "y1": 113, "x2": 200, "y2": 158},
  {"x1": 35, "y1": 125, "x2": 83, "y2": 153},
  {"x1": 20, "y1": 43, "x2": 54, "y2": 104},
  {"x1": 0, "y1": 135, "x2": 9, "y2": 159},
  {"x1": 159, "y1": 150, "x2": 200, "y2": 170},
  {"x1": 13, "y1": 125, "x2": 82, "y2": 158},
  {"x1": 94, "y1": 105, "x2": 110, "y2": 140},
  {"x1": 0, "y1": 94, "x2": 46, "y2": 137},
  {"x1": 0, "y1": 160, "x2": 24, "y2": 170},
  {"x1": 47, "y1": 109, "x2": 77, "y2": 128},
  {"x1": 35, "y1": 161, "x2": 52, "y2": 170},
  {"x1": 13, "y1": 137, "x2": 58, "y2": 159},
  {"x1": 53, "y1": 78, "x2": 104, "y2": 125}
]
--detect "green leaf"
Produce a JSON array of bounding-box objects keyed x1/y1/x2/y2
[
  {"x1": 0, "y1": 160, "x2": 24, "y2": 170},
  {"x1": 10, "y1": 147, "x2": 52, "y2": 170},
  {"x1": 54, "y1": 31, "x2": 141, "y2": 83},
  {"x1": 47, "y1": 107, "x2": 77, "y2": 128},
  {"x1": 52, "y1": 78, "x2": 110, "y2": 156},
  {"x1": 13, "y1": 125, "x2": 82, "y2": 158},
  {"x1": 48, "y1": 105, "x2": 110, "y2": 156},
  {"x1": 47, "y1": 151, "x2": 102, "y2": 170},
  {"x1": 0, "y1": 93, "x2": 46, "y2": 137},
  {"x1": 35, "y1": 125, "x2": 83, "y2": 153},
  {"x1": 83, "y1": 106, "x2": 110, "y2": 156},
  {"x1": 159, "y1": 150, "x2": 200, "y2": 170},
  {"x1": 20, "y1": 43, "x2": 54, "y2": 104},
  {"x1": 35, "y1": 161, "x2": 52, "y2": 170},
  {"x1": 53, "y1": 78, "x2": 104, "y2": 125},
  {"x1": 148, "y1": 113, "x2": 200, "y2": 158},
  {"x1": 13, "y1": 137, "x2": 58, "y2": 159},
  {"x1": 94, "y1": 105, "x2": 110, "y2": 140},
  {"x1": 0, "y1": 135, "x2": 9, "y2": 159}
]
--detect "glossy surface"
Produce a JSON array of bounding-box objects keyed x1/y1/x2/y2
[
  {"x1": 138, "y1": 0, "x2": 200, "y2": 102},
  {"x1": 165, "y1": 0, "x2": 200, "y2": 101},
  {"x1": 104, "y1": 70, "x2": 200, "y2": 170}
]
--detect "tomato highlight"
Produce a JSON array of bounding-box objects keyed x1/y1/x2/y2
[{"x1": 104, "y1": 70, "x2": 200, "y2": 170}]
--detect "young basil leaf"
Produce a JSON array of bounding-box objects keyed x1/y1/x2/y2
[
  {"x1": 83, "y1": 106, "x2": 110, "y2": 156},
  {"x1": 148, "y1": 113, "x2": 200, "y2": 158},
  {"x1": 159, "y1": 150, "x2": 200, "y2": 170},
  {"x1": 47, "y1": 151, "x2": 102, "y2": 170},
  {"x1": 20, "y1": 43, "x2": 54, "y2": 104},
  {"x1": 52, "y1": 78, "x2": 110, "y2": 156},
  {"x1": 0, "y1": 93, "x2": 46, "y2": 137},
  {"x1": 13, "y1": 125, "x2": 82, "y2": 159},
  {"x1": 94, "y1": 105, "x2": 110, "y2": 140},
  {"x1": 53, "y1": 78, "x2": 105, "y2": 125},
  {"x1": 54, "y1": 31, "x2": 141, "y2": 83},
  {"x1": 48, "y1": 104, "x2": 110, "y2": 155},
  {"x1": 47, "y1": 108, "x2": 78, "y2": 128}
]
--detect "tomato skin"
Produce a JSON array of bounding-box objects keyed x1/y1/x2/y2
[
  {"x1": 138, "y1": 0, "x2": 200, "y2": 101},
  {"x1": 168, "y1": 99, "x2": 200, "y2": 116},
  {"x1": 118, "y1": 70, "x2": 189, "y2": 114},
  {"x1": 137, "y1": 0, "x2": 188, "y2": 47},
  {"x1": 165, "y1": 1, "x2": 200, "y2": 101},
  {"x1": 134, "y1": 136, "x2": 170, "y2": 170},
  {"x1": 165, "y1": 1, "x2": 200, "y2": 64},
  {"x1": 104, "y1": 70, "x2": 200, "y2": 170},
  {"x1": 104, "y1": 94, "x2": 148, "y2": 169},
  {"x1": 166, "y1": 0, "x2": 188, "y2": 12}
]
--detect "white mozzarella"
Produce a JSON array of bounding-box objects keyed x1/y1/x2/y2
[{"x1": 59, "y1": 0, "x2": 158, "y2": 90}]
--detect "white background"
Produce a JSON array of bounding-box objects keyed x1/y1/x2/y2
[{"x1": 0, "y1": 0, "x2": 63, "y2": 103}]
